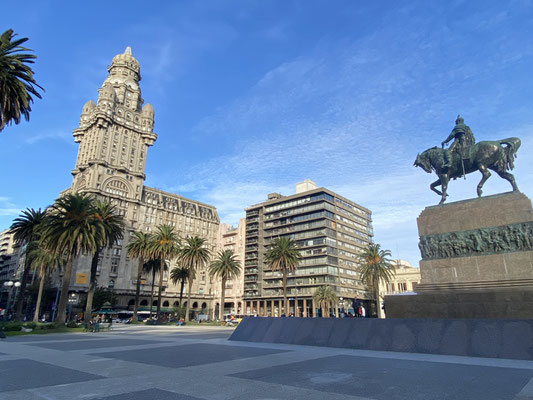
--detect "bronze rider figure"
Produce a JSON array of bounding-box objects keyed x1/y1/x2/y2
[{"x1": 441, "y1": 115, "x2": 476, "y2": 170}]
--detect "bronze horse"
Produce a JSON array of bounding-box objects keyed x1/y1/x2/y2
[{"x1": 414, "y1": 138, "x2": 520, "y2": 204}]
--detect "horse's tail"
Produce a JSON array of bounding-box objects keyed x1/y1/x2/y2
[{"x1": 498, "y1": 137, "x2": 521, "y2": 170}]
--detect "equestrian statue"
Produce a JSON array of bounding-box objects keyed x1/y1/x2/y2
[{"x1": 414, "y1": 115, "x2": 520, "y2": 204}]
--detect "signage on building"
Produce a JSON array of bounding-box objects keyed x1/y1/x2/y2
[{"x1": 75, "y1": 273, "x2": 88, "y2": 285}]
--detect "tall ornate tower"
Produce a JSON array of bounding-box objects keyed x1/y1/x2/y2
[{"x1": 71, "y1": 47, "x2": 157, "y2": 202}]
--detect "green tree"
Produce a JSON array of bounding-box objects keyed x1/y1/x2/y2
[
  {"x1": 208, "y1": 250, "x2": 241, "y2": 321},
  {"x1": 26, "y1": 245, "x2": 63, "y2": 322},
  {"x1": 358, "y1": 243, "x2": 395, "y2": 318},
  {"x1": 180, "y1": 236, "x2": 210, "y2": 322},
  {"x1": 264, "y1": 237, "x2": 301, "y2": 316},
  {"x1": 0, "y1": 29, "x2": 44, "y2": 131},
  {"x1": 9, "y1": 208, "x2": 46, "y2": 320},
  {"x1": 169, "y1": 266, "x2": 189, "y2": 307},
  {"x1": 149, "y1": 225, "x2": 180, "y2": 320},
  {"x1": 312, "y1": 285, "x2": 337, "y2": 318},
  {"x1": 92, "y1": 287, "x2": 117, "y2": 311},
  {"x1": 84, "y1": 200, "x2": 124, "y2": 323},
  {"x1": 126, "y1": 231, "x2": 152, "y2": 321},
  {"x1": 40, "y1": 194, "x2": 99, "y2": 324}
]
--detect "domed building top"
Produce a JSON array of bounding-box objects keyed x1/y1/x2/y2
[
  {"x1": 108, "y1": 46, "x2": 141, "y2": 81},
  {"x1": 142, "y1": 103, "x2": 154, "y2": 115},
  {"x1": 82, "y1": 99, "x2": 95, "y2": 113}
]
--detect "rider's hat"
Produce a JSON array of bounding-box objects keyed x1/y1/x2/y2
[{"x1": 456, "y1": 115, "x2": 464, "y2": 124}]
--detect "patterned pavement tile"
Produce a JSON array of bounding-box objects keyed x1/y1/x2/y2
[
  {"x1": 0, "y1": 359, "x2": 103, "y2": 392},
  {"x1": 231, "y1": 354, "x2": 533, "y2": 400},
  {"x1": 92, "y1": 343, "x2": 288, "y2": 368}
]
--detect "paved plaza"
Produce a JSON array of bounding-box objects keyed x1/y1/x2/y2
[{"x1": 0, "y1": 325, "x2": 533, "y2": 399}]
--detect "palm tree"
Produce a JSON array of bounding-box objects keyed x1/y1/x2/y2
[
  {"x1": 40, "y1": 194, "x2": 99, "y2": 324},
  {"x1": 0, "y1": 29, "x2": 44, "y2": 131},
  {"x1": 208, "y1": 250, "x2": 241, "y2": 321},
  {"x1": 264, "y1": 237, "x2": 301, "y2": 316},
  {"x1": 9, "y1": 208, "x2": 46, "y2": 320},
  {"x1": 313, "y1": 285, "x2": 337, "y2": 318},
  {"x1": 84, "y1": 200, "x2": 124, "y2": 323},
  {"x1": 180, "y1": 236, "x2": 210, "y2": 322},
  {"x1": 169, "y1": 266, "x2": 189, "y2": 306},
  {"x1": 149, "y1": 225, "x2": 180, "y2": 320},
  {"x1": 27, "y1": 245, "x2": 63, "y2": 323},
  {"x1": 142, "y1": 258, "x2": 162, "y2": 318},
  {"x1": 358, "y1": 243, "x2": 395, "y2": 318},
  {"x1": 126, "y1": 231, "x2": 152, "y2": 321}
]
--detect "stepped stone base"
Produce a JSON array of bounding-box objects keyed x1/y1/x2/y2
[
  {"x1": 387, "y1": 192, "x2": 533, "y2": 319},
  {"x1": 385, "y1": 288, "x2": 533, "y2": 319}
]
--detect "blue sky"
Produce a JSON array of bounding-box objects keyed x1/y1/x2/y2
[{"x1": 2, "y1": 1, "x2": 533, "y2": 265}]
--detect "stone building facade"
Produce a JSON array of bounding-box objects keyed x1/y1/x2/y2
[
  {"x1": 243, "y1": 180, "x2": 374, "y2": 317},
  {"x1": 61, "y1": 48, "x2": 220, "y2": 315}
]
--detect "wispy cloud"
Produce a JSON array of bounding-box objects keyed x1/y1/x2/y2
[
  {"x1": 24, "y1": 129, "x2": 74, "y2": 145},
  {"x1": 0, "y1": 197, "x2": 21, "y2": 218}
]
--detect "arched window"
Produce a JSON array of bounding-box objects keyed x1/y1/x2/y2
[
  {"x1": 163, "y1": 301, "x2": 169, "y2": 307},
  {"x1": 140, "y1": 299, "x2": 148, "y2": 306},
  {"x1": 152, "y1": 300, "x2": 158, "y2": 306},
  {"x1": 192, "y1": 302, "x2": 198, "y2": 309},
  {"x1": 128, "y1": 299, "x2": 135, "y2": 306},
  {"x1": 201, "y1": 302, "x2": 207, "y2": 310},
  {"x1": 173, "y1": 301, "x2": 179, "y2": 307}
]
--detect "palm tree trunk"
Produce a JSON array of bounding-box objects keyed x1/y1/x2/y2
[
  {"x1": 282, "y1": 268, "x2": 288, "y2": 316},
  {"x1": 84, "y1": 249, "x2": 100, "y2": 323},
  {"x1": 32, "y1": 266, "x2": 45, "y2": 323},
  {"x1": 321, "y1": 305, "x2": 327, "y2": 318},
  {"x1": 55, "y1": 255, "x2": 73, "y2": 324},
  {"x1": 219, "y1": 277, "x2": 226, "y2": 321},
  {"x1": 156, "y1": 258, "x2": 164, "y2": 320},
  {"x1": 179, "y1": 279, "x2": 185, "y2": 304},
  {"x1": 14, "y1": 253, "x2": 32, "y2": 321},
  {"x1": 132, "y1": 257, "x2": 143, "y2": 322},
  {"x1": 186, "y1": 280, "x2": 193, "y2": 322},
  {"x1": 375, "y1": 284, "x2": 382, "y2": 319},
  {"x1": 149, "y1": 269, "x2": 155, "y2": 318}
]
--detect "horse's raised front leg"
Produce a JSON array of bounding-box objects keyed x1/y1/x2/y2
[
  {"x1": 430, "y1": 179, "x2": 443, "y2": 196},
  {"x1": 477, "y1": 164, "x2": 491, "y2": 197},
  {"x1": 495, "y1": 170, "x2": 519, "y2": 192},
  {"x1": 439, "y1": 175, "x2": 449, "y2": 204}
]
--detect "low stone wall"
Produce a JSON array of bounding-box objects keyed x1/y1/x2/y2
[{"x1": 229, "y1": 317, "x2": 533, "y2": 360}]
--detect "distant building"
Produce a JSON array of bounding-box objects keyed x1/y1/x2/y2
[
  {"x1": 216, "y1": 219, "x2": 246, "y2": 316},
  {"x1": 0, "y1": 229, "x2": 23, "y2": 311},
  {"x1": 59, "y1": 48, "x2": 220, "y2": 316},
  {"x1": 379, "y1": 259, "x2": 421, "y2": 315},
  {"x1": 243, "y1": 180, "x2": 374, "y2": 317}
]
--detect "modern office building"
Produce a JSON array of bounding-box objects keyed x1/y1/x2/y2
[
  {"x1": 243, "y1": 180, "x2": 374, "y2": 317},
  {"x1": 59, "y1": 47, "x2": 220, "y2": 315},
  {"x1": 216, "y1": 219, "x2": 246, "y2": 316}
]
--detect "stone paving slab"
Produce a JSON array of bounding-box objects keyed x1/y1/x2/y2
[
  {"x1": 0, "y1": 359, "x2": 103, "y2": 393},
  {"x1": 97, "y1": 388, "x2": 203, "y2": 400},
  {"x1": 26, "y1": 338, "x2": 164, "y2": 351},
  {"x1": 231, "y1": 354, "x2": 533, "y2": 400},
  {"x1": 92, "y1": 343, "x2": 289, "y2": 368}
]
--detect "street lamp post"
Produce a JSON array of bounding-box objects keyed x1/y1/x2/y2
[{"x1": 3, "y1": 281, "x2": 21, "y2": 319}]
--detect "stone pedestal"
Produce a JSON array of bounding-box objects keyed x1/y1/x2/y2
[{"x1": 386, "y1": 191, "x2": 533, "y2": 319}]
